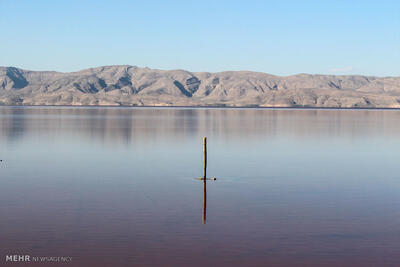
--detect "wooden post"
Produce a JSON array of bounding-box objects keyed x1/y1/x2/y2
[
  {"x1": 202, "y1": 137, "x2": 207, "y2": 224},
  {"x1": 203, "y1": 137, "x2": 207, "y2": 180}
]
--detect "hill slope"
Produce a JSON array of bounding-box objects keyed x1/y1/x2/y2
[{"x1": 1, "y1": 65, "x2": 400, "y2": 108}]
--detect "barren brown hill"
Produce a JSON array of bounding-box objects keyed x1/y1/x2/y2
[{"x1": 1, "y1": 65, "x2": 400, "y2": 108}]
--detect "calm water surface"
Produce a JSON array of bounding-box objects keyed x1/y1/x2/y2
[{"x1": 1, "y1": 107, "x2": 400, "y2": 267}]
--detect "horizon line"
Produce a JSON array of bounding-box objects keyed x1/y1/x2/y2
[{"x1": 1, "y1": 65, "x2": 398, "y2": 78}]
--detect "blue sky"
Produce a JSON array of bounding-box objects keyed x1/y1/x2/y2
[{"x1": 0, "y1": 0, "x2": 399, "y2": 76}]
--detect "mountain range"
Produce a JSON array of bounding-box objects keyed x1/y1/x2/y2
[{"x1": 1, "y1": 65, "x2": 400, "y2": 108}]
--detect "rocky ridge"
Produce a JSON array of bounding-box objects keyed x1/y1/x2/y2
[{"x1": 1, "y1": 65, "x2": 400, "y2": 108}]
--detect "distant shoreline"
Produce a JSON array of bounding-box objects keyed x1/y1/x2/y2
[{"x1": 1, "y1": 104, "x2": 400, "y2": 111}]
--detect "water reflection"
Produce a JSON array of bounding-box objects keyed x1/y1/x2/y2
[{"x1": 2, "y1": 107, "x2": 400, "y2": 146}]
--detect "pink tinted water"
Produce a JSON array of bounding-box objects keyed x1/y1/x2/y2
[{"x1": 1, "y1": 107, "x2": 400, "y2": 266}]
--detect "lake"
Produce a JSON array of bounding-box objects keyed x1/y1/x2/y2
[{"x1": 1, "y1": 107, "x2": 400, "y2": 266}]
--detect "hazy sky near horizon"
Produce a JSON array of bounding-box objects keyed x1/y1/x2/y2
[{"x1": 0, "y1": 0, "x2": 399, "y2": 76}]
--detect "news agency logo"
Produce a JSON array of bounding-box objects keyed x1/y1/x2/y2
[
  {"x1": 5, "y1": 255, "x2": 72, "y2": 263},
  {"x1": 5, "y1": 255, "x2": 30, "y2": 262}
]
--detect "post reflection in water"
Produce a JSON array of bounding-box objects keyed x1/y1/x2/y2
[{"x1": 202, "y1": 178, "x2": 207, "y2": 224}]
